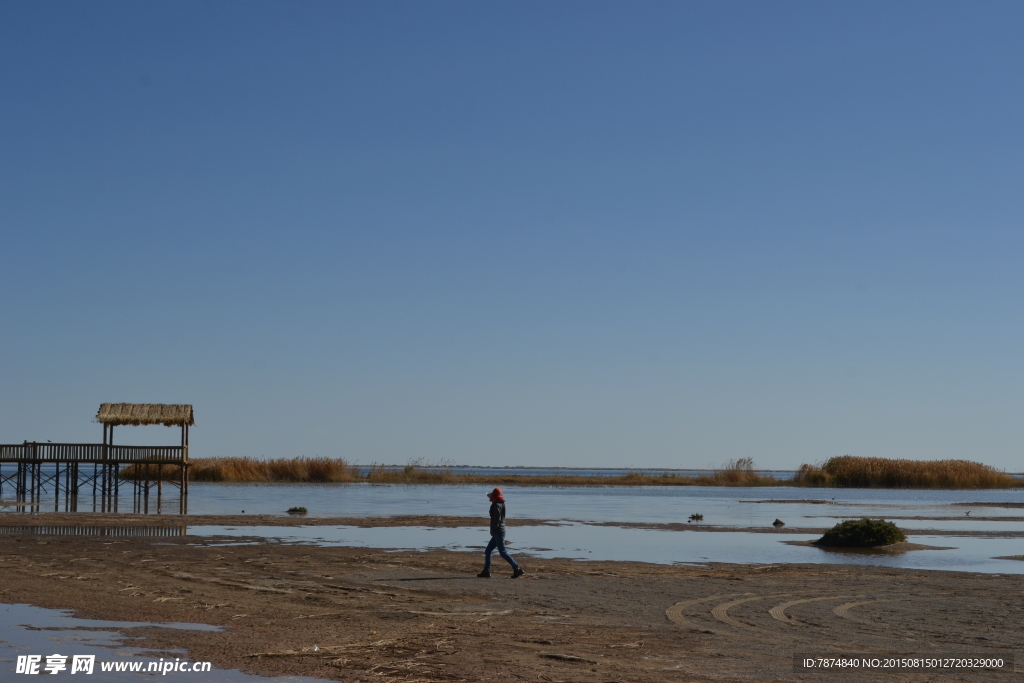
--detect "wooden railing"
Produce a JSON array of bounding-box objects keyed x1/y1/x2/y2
[{"x1": 0, "y1": 443, "x2": 186, "y2": 463}]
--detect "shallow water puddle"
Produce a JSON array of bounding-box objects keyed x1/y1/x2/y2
[
  {"x1": 0, "y1": 603, "x2": 321, "y2": 682},
  {"x1": 191, "y1": 523, "x2": 1024, "y2": 574}
]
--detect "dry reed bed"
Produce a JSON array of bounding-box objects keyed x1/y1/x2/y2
[
  {"x1": 120, "y1": 457, "x2": 778, "y2": 486},
  {"x1": 794, "y1": 455, "x2": 1019, "y2": 488},
  {"x1": 120, "y1": 455, "x2": 1021, "y2": 488},
  {"x1": 121, "y1": 457, "x2": 359, "y2": 483}
]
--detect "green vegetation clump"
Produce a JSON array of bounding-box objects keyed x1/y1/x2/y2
[
  {"x1": 815, "y1": 518, "x2": 906, "y2": 547},
  {"x1": 794, "y1": 455, "x2": 1019, "y2": 488},
  {"x1": 286, "y1": 506, "x2": 308, "y2": 515}
]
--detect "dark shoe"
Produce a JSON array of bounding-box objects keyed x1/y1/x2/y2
[
  {"x1": 477, "y1": 570, "x2": 491, "y2": 578},
  {"x1": 511, "y1": 568, "x2": 524, "y2": 579}
]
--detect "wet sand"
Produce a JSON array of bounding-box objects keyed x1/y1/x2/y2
[{"x1": 0, "y1": 513, "x2": 1020, "y2": 681}]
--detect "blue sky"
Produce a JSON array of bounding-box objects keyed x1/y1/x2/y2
[{"x1": 2, "y1": 2, "x2": 1023, "y2": 469}]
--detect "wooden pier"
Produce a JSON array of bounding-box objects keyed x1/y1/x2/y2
[{"x1": 0, "y1": 403, "x2": 193, "y2": 514}]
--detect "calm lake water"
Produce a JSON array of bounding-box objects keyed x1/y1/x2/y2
[
  {"x1": 172, "y1": 482, "x2": 1024, "y2": 529},
  {"x1": 3, "y1": 482, "x2": 1023, "y2": 573}
]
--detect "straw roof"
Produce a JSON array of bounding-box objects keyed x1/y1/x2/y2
[{"x1": 96, "y1": 403, "x2": 194, "y2": 427}]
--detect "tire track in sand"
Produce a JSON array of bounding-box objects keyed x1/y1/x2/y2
[
  {"x1": 768, "y1": 596, "x2": 849, "y2": 626},
  {"x1": 665, "y1": 593, "x2": 752, "y2": 631},
  {"x1": 711, "y1": 593, "x2": 793, "y2": 629}
]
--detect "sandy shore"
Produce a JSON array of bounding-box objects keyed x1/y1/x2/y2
[{"x1": 0, "y1": 514, "x2": 1021, "y2": 681}]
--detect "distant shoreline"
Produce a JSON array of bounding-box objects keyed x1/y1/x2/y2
[{"x1": 116, "y1": 455, "x2": 1024, "y2": 489}]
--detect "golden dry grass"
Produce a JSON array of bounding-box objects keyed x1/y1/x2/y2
[
  {"x1": 121, "y1": 456, "x2": 781, "y2": 486},
  {"x1": 121, "y1": 455, "x2": 1020, "y2": 488},
  {"x1": 120, "y1": 457, "x2": 359, "y2": 483},
  {"x1": 364, "y1": 467, "x2": 777, "y2": 487},
  {"x1": 794, "y1": 455, "x2": 1019, "y2": 488}
]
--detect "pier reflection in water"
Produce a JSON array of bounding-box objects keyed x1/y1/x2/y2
[{"x1": 0, "y1": 525, "x2": 186, "y2": 538}]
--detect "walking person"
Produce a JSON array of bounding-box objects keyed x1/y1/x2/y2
[{"x1": 478, "y1": 487, "x2": 524, "y2": 578}]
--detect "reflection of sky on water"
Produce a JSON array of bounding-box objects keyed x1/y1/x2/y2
[
  {"x1": 191, "y1": 523, "x2": 1024, "y2": 574},
  {"x1": 0, "y1": 604, "x2": 320, "y2": 683},
  {"x1": 4, "y1": 483, "x2": 1024, "y2": 532},
  {"x1": 153, "y1": 483, "x2": 1024, "y2": 529}
]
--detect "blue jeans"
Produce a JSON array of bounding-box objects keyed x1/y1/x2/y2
[{"x1": 483, "y1": 532, "x2": 520, "y2": 572}]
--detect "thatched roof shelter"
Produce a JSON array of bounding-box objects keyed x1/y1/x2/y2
[{"x1": 96, "y1": 403, "x2": 194, "y2": 427}]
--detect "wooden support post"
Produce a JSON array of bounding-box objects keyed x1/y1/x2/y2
[
  {"x1": 134, "y1": 457, "x2": 140, "y2": 511},
  {"x1": 108, "y1": 426, "x2": 115, "y2": 510},
  {"x1": 100, "y1": 428, "x2": 106, "y2": 509},
  {"x1": 108, "y1": 426, "x2": 113, "y2": 500},
  {"x1": 184, "y1": 424, "x2": 189, "y2": 498}
]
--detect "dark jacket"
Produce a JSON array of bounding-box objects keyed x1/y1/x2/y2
[{"x1": 489, "y1": 501, "x2": 506, "y2": 536}]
